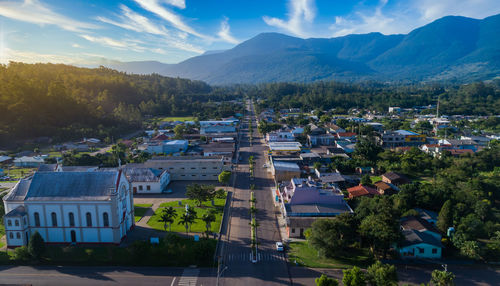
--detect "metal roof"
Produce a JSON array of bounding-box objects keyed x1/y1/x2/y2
[
  {"x1": 4, "y1": 171, "x2": 119, "y2": 202},
  {"x1": 123, "y1": 168, "x2": 164, "y2": 182}
]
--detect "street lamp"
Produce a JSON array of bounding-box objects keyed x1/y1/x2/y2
[{"x1": 216, "y1": 266, "x2": 228, "y2": 286}]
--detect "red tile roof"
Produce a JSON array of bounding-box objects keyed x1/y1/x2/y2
[
  {"x1": 336, "y1": 132, "x2": 357, "y2": 137},
  {"x1": 347, "y1": 185, "x2": 379, "y2": 198}
]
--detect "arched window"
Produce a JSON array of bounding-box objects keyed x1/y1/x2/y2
[
  {"x1": 86, "y1": 212, "x2": 92, "y2": 227},
  {"x1": 102, "y1": 212, "x2": 109, "y2": 227},
  {"x1": 68, "y1": 212, "x2": 75, "y2": 227},
  {"x1": 9, "y1": 232, "x2": 13, "y2": 239},
  {"x1": 15, "y1": 220, "x2": 19, "y2": 226},
  {"x1": 7, "y1": 220, "x2": 11, "y2": 226},
  {"x1": 34, "y1": 212, "x2": 40, "y2": 227},
  {"x1": 16, "y1": 232, "x2": 20, "y2": 239},
  {"x1": 51, "y1": 212, "x2": 57, "y2": 227}
]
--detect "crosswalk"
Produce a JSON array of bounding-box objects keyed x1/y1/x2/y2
[
  {"x1": 177, "y1": 268, "x2": 199, "y2": 286},
  {"x1": 226, "y1": 251, "x2": 286, "y2": 262}
]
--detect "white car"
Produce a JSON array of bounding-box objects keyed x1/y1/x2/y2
[{"x1": 276, "y1": 242, "x2": 284, "y2": 252}]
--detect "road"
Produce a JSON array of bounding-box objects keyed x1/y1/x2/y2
[
  {"x1": 0, "y1": 266, "x2": 213, "y2": 286},
  {"x1": 217, "y1": 100, "x2": 291, "y2": 286}
]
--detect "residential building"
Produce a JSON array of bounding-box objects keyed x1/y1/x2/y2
[
  {"x1": 365, "y1": 122, "x2": 384, "y2": 132},
  {"x1": 395, "y1": 130, "x2": 426, "y2": 146},
  {"x1": 308, "y1": 133, "x2": 336, "y2": 146},
  {"x1": 398, "y1": 216, "x2": 443, "y2": 259},
  {"x1": 201, "y1": 142, "x2": 235, "y2": 157},
  {"x1": 373, "y1": 181, "x2": 397, "y2": 195},
  {"x1": 130, "y1": 156, "x2": 231, "y2": 181},
  {"x1": 123, "y1": 168, "x2": 170, "y2": 194},
  {"x1": 146, "y1": 140, "x2": 188, "y2": 155},
  {"x1": 3, "y1": 170, "x2": 133, "y2": 247},
  {"x1": 200, "y1": 121, "x2": 237, "y2": 134},
  {"x1": 13, "y1": 156, "x2": 45, "y2": 168},
  {"x1": 0, "y1": 156, "x2": 13, "y2": 165},
  {"x1": 347, "y1": 184, "x2": 379, "y2": 199},
  {"x1": 381, "y1": 131, "x2": 406, "y2": 148},
  {"x1": 266, "y1": 131, "x2": 295, "y2": 142},
  {"x1": 382, "y1": 171, "x2": 409, "y2": 186},
  {"x1": 271, "y1": 161, "x2": 301, "y2": 182}
]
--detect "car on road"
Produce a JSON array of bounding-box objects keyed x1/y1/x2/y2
[
  {"x1": 276, "y1": 242, "x2": 284, "y2": 252},
  {"x1": 262, "y1": 163, "x2": 269, "y2": 168}
]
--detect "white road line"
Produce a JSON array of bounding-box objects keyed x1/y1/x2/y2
[{"x1": 170, "y1": 277, "x2": 176, "y2": 286}]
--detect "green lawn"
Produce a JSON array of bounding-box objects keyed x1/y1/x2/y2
[
  {"x1": 149, "y1": 196, "x2": 226, "y2": 233},
  {"x1": 47, "y1": 151, "x2": 63, "y2": 158},
  {"x1": 0, "y1": 224, "x2": 5, "y2": 249},
  {"x1": 134, "y1": 205, "x2": 152, "y2": 222},
  {"x1": 7, "y1": 168, "x2": 36, "y2": 179},
  {"x1": 156, "y1": 116, "x2": 196, "y2": 122},
  {"x1": 370, "y1": 176, "x2": 382, "y2": 184},
  {"x1": 288, "y1": 241, "x2": 373, "y2": 269}
]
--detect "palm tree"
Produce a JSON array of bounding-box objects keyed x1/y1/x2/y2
[
  {"x1": 163, "y1": 207, "x2": 177, "y2": 232},
  {"x1": 178, "y1": 213, "x2": 190, "y2": 234},
  {"x1": 186, "y1": 208, "x2": 197, "y2": 232},
  {"x1": 201, "y1": 212, "x2": 216, "y2": 236}
]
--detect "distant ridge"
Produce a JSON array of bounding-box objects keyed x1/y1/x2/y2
[{"x1": 104, "y1": 14, "x2": 500, "y2": 84}]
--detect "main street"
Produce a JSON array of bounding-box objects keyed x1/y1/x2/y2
[{"x1": 217, "y1": 100, "x2": 291, "y2": 285}]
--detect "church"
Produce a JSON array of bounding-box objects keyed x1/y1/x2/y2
[{"x1": 3, "y1": 170, "x2": 133, "y2": 247}]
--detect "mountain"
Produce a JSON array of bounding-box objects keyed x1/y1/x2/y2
[{"x1": 105, "y1": 14, "x2": 500, "y2": 84}]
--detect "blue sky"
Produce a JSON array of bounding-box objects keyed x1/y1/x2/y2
[{"x1": 0, "y1": 0, "x2": 499, "y2": 65}]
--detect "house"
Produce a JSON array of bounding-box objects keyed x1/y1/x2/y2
[
  {"x1": 145, "y1": 140, "x2": 188, "y2": 155},
  {"x1": 395, "y1": 130, "x2": 426, "y2": 146},
  {"x1": 365, "y1": 122, "x2": 384, "y2": 132},
  {"x1": 381, "y1": 131, "x2": 406, "y2": 148},
  {"x1": 388, "y1": 107, "x2": 401, "y2": 113},
  {"x1": 268, "y1": 142, "x2": 302, "y2": 155},
  {"x1": 266, "y1": 130, "x2": 295, "y2": 142},
  {"x1": 336, "y1": 141, "x2": 356, "y2": 153},
  {"x1": 0, "y1": 156, "x2": 13, "y2": 165},
  {"x1": 13, "y1": 156, "x2": 45, "y2": 168},
  {"x1": 382, "y1": 171, "x2": 409, "y2": 185},
  {"x1": 3, "y1": 170, "x2": 133, "y2": 247},
  {"x1": 316, "y1": 172, "x2": 346, "y2": 189},
  {"x1": 414, "y1": 208, "x2": 438, "y2": 226},
  {"x1": 326, "y1": 123, "x2": 345, "y2": 134},
  {"x1": 373, "y1": 181, "x2": 397, "y2": 195},
  {"x1": 398, "y1": 216, "x2": 443, "y2": 259},
  {"x1": 200, "y1": 121, "x2": 237, "y2": 134},
  {"x1": 308, "y1": 133, "x2": 336, "y2": 146},
  {"x1": 124, "y1": 168, "x2": 170, "y2": 194},
  {"x1": 271, "y1": 161, "x2": 301, "y2": 182},
  {"x1": 335, "y1": 132, "x2": 357, "y2": 141},
  {"x1": 347, "y1": 184, "x2": 379, "y2": 199}
]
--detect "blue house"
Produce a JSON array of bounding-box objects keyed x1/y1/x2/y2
[{"x1": 398, "y1": 216, "x2": 443, "y2": 259}]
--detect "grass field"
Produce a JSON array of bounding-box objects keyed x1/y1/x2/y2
[
  {"x1": 0, "y1": 224, "x2": 5, "y2": 249},
  {"x1": 134, "y1": 205, "x2": 151, "y2": 222},
  {"x1": 370, "y1": 176, "x2": 382, "y2": 184},
  {"x1": 154, "y1": 116, "x2": 196, "y2": 122},
  {"x1": 149, "y1": 195, "x2": 226, "y2": 233},
  {"x1": 4, "y1": 168, "x2": 36, "y2": 180},
  {"x1": 288, "y1": 241, "x2": 373, "y2": 269}
]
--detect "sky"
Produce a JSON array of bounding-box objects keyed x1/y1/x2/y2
[{"x1": 0, "y1": 0, "x2": 499, "y2": 65}]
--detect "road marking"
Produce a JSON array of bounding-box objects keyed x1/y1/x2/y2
[
  {"x1": 171, "y1": 277, "x2": 176, "y2": 286},
  {"x1": 178, "y1": 268, "x2": 199, "y2": 286}
]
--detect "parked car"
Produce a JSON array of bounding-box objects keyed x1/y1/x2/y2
[{"x1": 276, "y1": 242, "x2": 284, "y2": 252}]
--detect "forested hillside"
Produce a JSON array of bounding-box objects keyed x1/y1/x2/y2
[
  {"x1": 252, "y1": 81, "x2": 500, "y2": 115},
  {"x1": 0, "y1": 63, "x2": 219, "y2": 146}
]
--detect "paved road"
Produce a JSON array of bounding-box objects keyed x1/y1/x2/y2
[
  {"x1": 0, "y1": 266, "x2": 213, "y2": 286},
  {"x1": 217, "y1": 100, "x2": 291, "y2": 286}
]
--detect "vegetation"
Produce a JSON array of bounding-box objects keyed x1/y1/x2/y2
[
  {"x1": 134, "y1": 205, "x2": 150, "y2": 222},
  {"x1": 28, "y1": 232, "x2": 46, "y2": 260},
  {"x1": 218, "y1": 171, "x2": 231, "y2": 186},
  {"x1": 342, "y1": 266, "x2": 366, "y2": 286},
  {"x1": 185, "y1": 183, "x2": 216, "y2": 207},
  {"x1": 315, "y1": 274, "x2": 339, "y2": 286},
  {"x1": 430, "y1": 270, "x2": 455, "y2": 286}
]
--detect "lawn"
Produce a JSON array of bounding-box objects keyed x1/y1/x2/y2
[
  {"x1": 151, "y1": 116, "x2": 196, "y2": 123},
  {"x1": 288, "y1": 241, "x2": 373, "y2": 269},
  {"x1": 370, "y1": 176, "x2": 382, "y2": 184},
  {"x1": 134, "y1": 205, "x2": 151, "y2": 222},
  {"x1": 7, "y1": 168, "x2": 36, "y2": 179},
  {"x1": 0, "y1": 224, "x2": 4, "y2": 249},
  {"x1": 149, "y1": 195, "x2": 226, "y2": 233}
]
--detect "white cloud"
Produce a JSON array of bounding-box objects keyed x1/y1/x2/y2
[
  {"x1": 1, "y1": 47, "x2": 85, "y2": 64},
  {"x1": 217, "y1": 17, "x2": 239, "y2": 44},
  {"x1": 80, "y1": 34, "x2": 130, "y2": 49},
  {"x1": 164, "y1": 0, "x2": 186, "y2": 9},
  {"x1": 71, "y1": 43, "x2": 82, "y2": 48},
  {"x1": 263, "y1": 0, "x2": 316, "y2": 37},
  {"x1": 329, "y1": 0, "x2": 500, "y2": 37},
  {"x1": 133, "y1": 0, "x2": 205, "y2": 38},
  {"x1": 0, "y1": 0, "x2": 97, "y2": 32},
  {"x1": 96, "y1": 5, "x2": 168, "y2": 36}
]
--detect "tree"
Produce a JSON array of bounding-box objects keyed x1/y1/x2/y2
[
  {"x1": 313, "y1": 162, "x2": 322, "y2": 171},
  {"x1": 186, "y1": 208, "x2": 198, "y2": 232},
  {"x1": 359, "y1": 213, "x2": 400, "y2": 258},
  {"x1": 353, "y1": 136, "x2": 383, "y2": 163},
  {"x1": 430, "y1": 270, "x2": 455, "y2": 286},
  {"x1": 361, "y1": 174, "x2": 372, "y2": 186},
  {"x1": 28, "y1": 231, "x2": 46, "y2": 260},
  {"x1": 173, "y1": 124, "x2": 186, "y2": 139},
  {"x1": 343, "y1": 266, "x2": 366, "y2": 286},
  {"x1": 186, "y1": 184, "x2": 215, "y2": 206},
  {"x1": 437, "y1": 200, "x2": 453, "y2": 233},
  {"x1": 308, "y1": 214, "x2": 358, "y2": 257},
  {"x1": 201, "y1": 211, "x2": 216, "y2": 236},
  {"x1": 366, "y1": 261, "x2": 398, "y2": 286},
  {"x1": 218, "y1": 171, "x2": 231, "y2": 186},
  {"x1": 178, "y1": 213, "x2": 190, "y2": 234},
  {"x1": 315, "y1": 274, "x2": 339, "y2": 286},
  {"x1": 161, "y1": 207, "x2": 178, "y2": 232},
  {"x1": 215, "y1": 188, "x2": 226, "y2": 199},
  {"x1": 415, "y1": 121, "x2": 433, "y2": 134}
]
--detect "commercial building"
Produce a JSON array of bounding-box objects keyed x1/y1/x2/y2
[
  {"x1": 130, "y1": 156, "x2": 231, "y2": 181},
  {"x1": 145, "y1": 140, "x2": 188, "y2": 155},
  {"x1": 3, "y1": 171, "x2": 133, "y2": 247}
]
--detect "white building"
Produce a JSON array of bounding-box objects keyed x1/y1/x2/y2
[
  {"x1": 124, "y1": 168, "x2": 170, "y2": 194},
  {"x1": 13, "y1": 156, "x2": 45, "y2": 168},
  {"x1": 266, "y1": 131, "x2": 295, "y2": 142},
  {"x1": 3, "y1": 171, "x2": 133, "y2": 247}
]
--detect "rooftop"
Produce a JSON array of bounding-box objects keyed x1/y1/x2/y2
[{"x1": 124, "y1": 168, "x2": 165, "y2": 182}]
